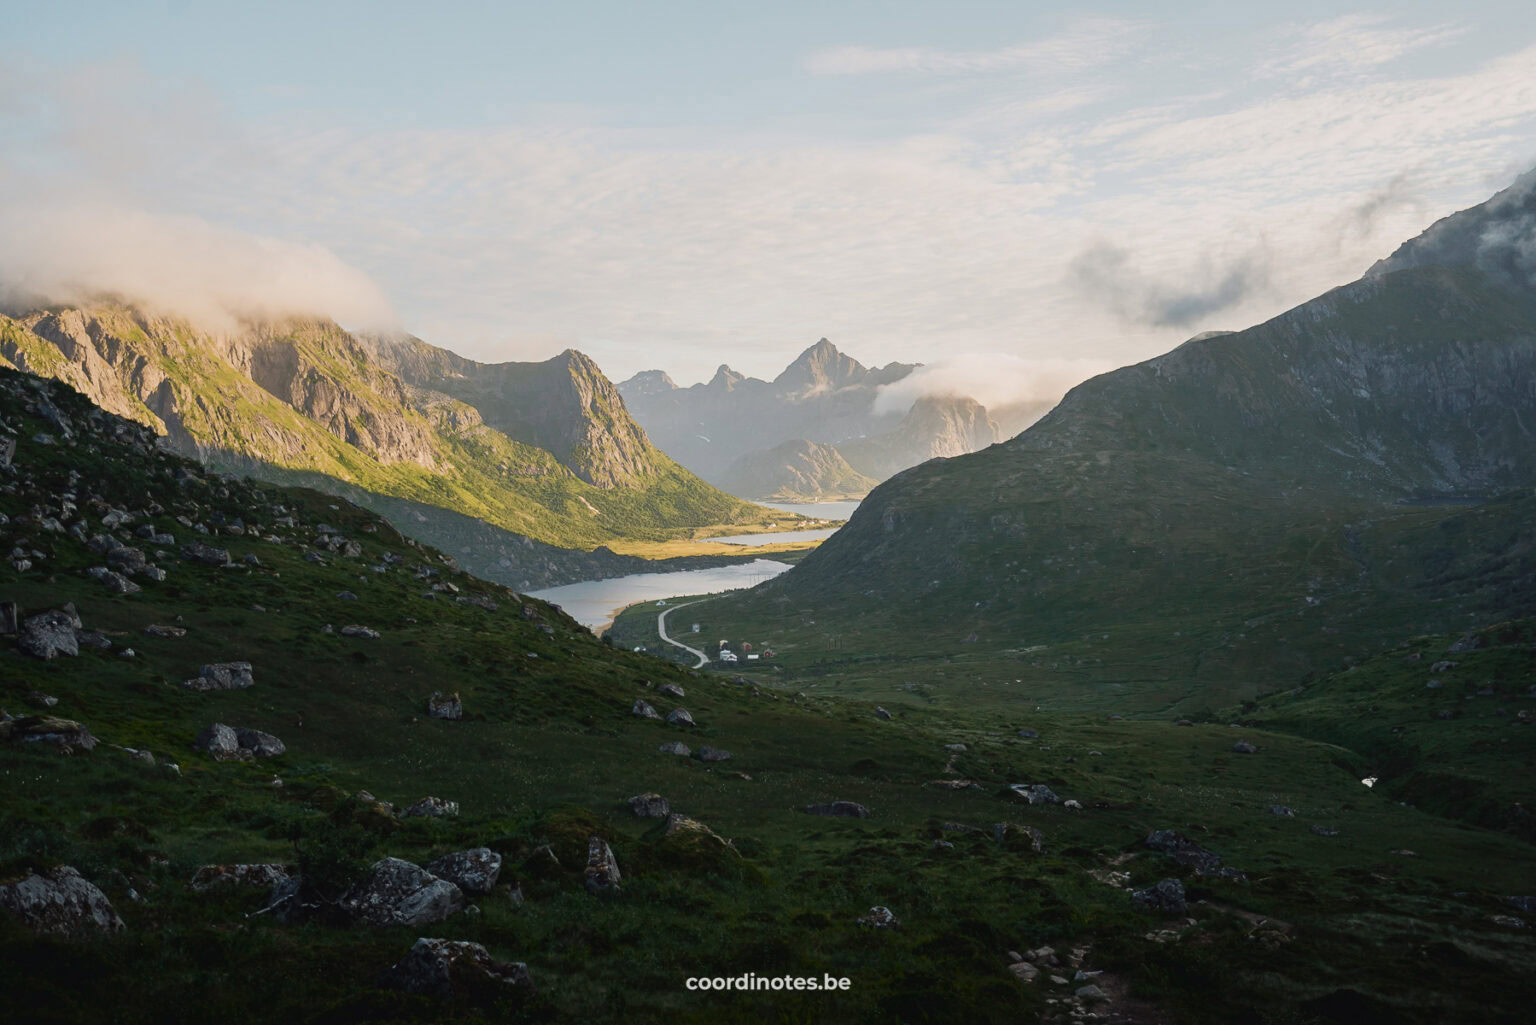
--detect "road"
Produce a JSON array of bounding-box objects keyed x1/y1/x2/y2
[{"x1": 657, "y1": 599, "x2": 710, "y2": 669}]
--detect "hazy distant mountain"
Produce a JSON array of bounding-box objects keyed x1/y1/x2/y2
[
  {"x1": 619, "y1": 339, "x2": 1014, "y2": 499},
  {"x1": 839, "y1": 395, "x2": 999, "y2": 481},
  {"x1": 715, "y1": 439, "x2": 877, "y2": 503},
  {"x1": 0, "y1": 304, "x2": 767, "y2": 586},
  {"x1": 708, "y1": 171, "x2": 1536, "y2": 699}
]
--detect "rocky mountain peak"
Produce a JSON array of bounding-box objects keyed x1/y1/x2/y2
[
  {"x1": 1367, "y1": 169, "x2": 1536, "y2": 286},
  {"x1": 618, "y1": 369, "x2": 678, "y2": 398},
  {"x1": 773, "y1": 338, "x2": 869, "y2": 392}
]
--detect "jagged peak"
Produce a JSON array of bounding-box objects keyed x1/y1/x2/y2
[
  {"x1": 619, "y1": 369, "x2": 678, "y2": 395},
  {"x1": 773, "y1": 337, "x2": 870, "y2": 391}
]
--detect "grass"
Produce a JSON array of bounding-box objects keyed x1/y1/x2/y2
[{"x1": 2, "y1": 369, "x2": 1535, "y2": 1024}]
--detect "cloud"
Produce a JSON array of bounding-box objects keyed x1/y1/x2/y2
[
  {"x1": 872, "y1": 354, "x2": 1111, "y2": 417},
  {"x1": 804, "y1": 18, "x2": 1141, "y2": 77},
  {"x1": 0, "y1": 203, "x2": 396, "y2": 332},
  {"x1": 1262, "y1": 14, "x2": 1467, "y2": 81},
  {"x1": 1067, "y1": 242, "x2": 1272, "y2": 328}
]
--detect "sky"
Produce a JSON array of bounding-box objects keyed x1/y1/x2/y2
[{"x1": 3, "y1": 1, "x2": 1536, "y2": 398}]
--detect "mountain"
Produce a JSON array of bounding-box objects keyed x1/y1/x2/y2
[
  {"x1": 619, "y1": 339, "x2": 1011, "y2": 499},
  {"x1": 703, "y1": 173, "x2": 1536, "y2": 707},
  {"x1": 5, "y1": 364, "x2": 1533, "y2": 1025},
  {"x1": 839, "y1": 395, "x2": 999, "y2": 481},
  {"x1": 0, "y1": 303, "x2": 770, "y2": 587},
  {"x1": 714, "y1": 439, "x2": 877, "y2": 503}
]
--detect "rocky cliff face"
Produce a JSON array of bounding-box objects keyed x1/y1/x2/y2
[
  {"x1": 0, "y1": 303, "x2": 765, "y2": 584},
  {"x1": 369, "y1": 338, "x2": 655, "y2": 488},
  {"x1": 715, "y1": 438, "x2": 877, "y2": 502},
  {"x1": 840, "y1": 395, "x2": 999, "y2": 480}
]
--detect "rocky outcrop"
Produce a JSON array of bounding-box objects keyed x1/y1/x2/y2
[
  {"x1": 340, "y1": 858, "x2": 465, "y2": 927},
  {"x1": 628, "y1": 793, "x2": 670, "y2": 818},
  {"x1": 193, "y1": 723, "x2": 285, "y2": 760},
  {"x1": 0, "y1": 866, "x2": 124, "y2": 935},
  {"x1": 427, "y1": 691, "x2": 462, "y2": 720},
  {"x1": 189, "y1": 864, "x2": 291, "y2": 893},
  {"x1": 424, "y1": 849, "x2": 502, "y2": 896},
  {"x1": 380, "y1": 937, "x2": 532, "y2": 999},
  {"x1": 17, "y1": 608, "x2": 80, "y2": 659},
  {"x1": 583, "y1": 837, "x2": 621, "y2": 894},
  {"x1": 181, "y1": 662, "x2": 254, "y2": 691},
  {"x1": 1, "y1": 716, "x2": 99, "y2": 753},
  {"x1": 401, "y1": 797, "x2": 459, "y2": 818}
]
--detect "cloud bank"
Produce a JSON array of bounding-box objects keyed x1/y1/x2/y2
[
  {"x1": 872, "y1": 354, "x2": 1112, "y2": 417},
  {"x1": 0, "y1": 204, "x2": 396, "y2": 333}
]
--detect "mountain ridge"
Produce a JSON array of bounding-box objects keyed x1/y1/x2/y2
[{"x1": 0, "y1": 302, "x2": 774, "y2": 587}]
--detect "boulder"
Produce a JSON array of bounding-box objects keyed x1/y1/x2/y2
[
  {"x1": 658, "y1": 682, "x2": 685, "y2": 698},
  {"x1": 0, "y1": 866, "x2": 124, "y2": 935},
  {"x1": 425, "y1": 849, "x2": 502, "y2": 896},
  {"x1": 665, "y1": 708, "x2": 696, "y2": 727},
  {"x1": 0, "y1": 716, "x2": 98, "y2": 752},
  {"x1": 632, "y1": 699, "x2": 661, "y2": 720},
  {"x1": 584, "y1": 837, "x2": 621, "y2": 894},
  {"x1": 1232, "y1": 740, "x2": 1257, "y2": 754},
  {"x1": 993, "y1": 822, "x2": 1045, "y2": 852},
  {"x1": 1144, "y1": 829, "x2": 1234, "y2": 877},
  {"x1": 698, "y1": 746, "x2": 731, "y2": 762},
  {"x1": 1008, "y1": 783, "x2": 1061, "y2": 805},
  {"x1": 86, "y1": 567, "x2": 141, "y2": 594},
  {"x1": 875, "y1": 706, "x2": 892, "y2": 720},
  {"x1": 1131, "y1": 878, "x2": 1188, "y2": 915},
  {"x1": 341, "y1": 858, "x2": 465, "y2": 926},
  {"x1": 1016, "y1": 728, "x2": 1040, "y2": 739},
  {"x1": 628, "y1": 793, "x2": 671, "y2": 818},
  {"x1": 856, "y1": 905, "x2": 898, "y2": 928},
  {"x1": 401, "y1": 797, "x2": 460, "y2": 818},
  {"x1": 143, "y1": 624, "x2": 187, "y2": 638},
  {"x1": 17, "y1": 609, "x2": 80, "y2": 659},
  {"x1": 105, "y1": 546, "x2": 147, "y2": 574},
  {"x1": 657, "y1": 741, "x2": 691, "y2": 757},
  {"x1": 805, "y1": 801, "x2": 870, "y2": 818},
  {"x1": 190, "y1": 863, "x2": 292, "y2": 893},
  {"x1": 380, "y1": 937, "x2": 532, "y2": 1000},
  {"x1": 340, "y1": 624, "x2": 381, "y2": 639},
  {"x1": 427, "y1": 692, "x2": 463, "y2": 720},
  {"x1": 194, "y1": 723, "x2": 245, "y2": 761},
  {"x1": 194, "y1": 723, "x2": 284, "y2": 760},
  {"x1": 182, "y1": 661, "x2": 255, "y2": 691},
  {"x1": 1270, "y1": 805, "x2": 1295, "y2": 817},
  {"x1": 180, "y1": 542, "x2": 232, "y2": 566},
  {"x1": 234, "y1": 728, "x2": 285, "y2": 758}
]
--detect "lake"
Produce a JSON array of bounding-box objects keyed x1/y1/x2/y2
[
  {"x1": 707, "y1": 499, "x2": 859, "y2": 545},
  {"x1": 528, "y1": 558, "x2": 793, "y2": 631},
  {"x1": 762, "y1": 499, "x2": 861, "y2": 520}
]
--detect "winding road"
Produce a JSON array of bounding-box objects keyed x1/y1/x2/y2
[{"x1": 657, "y1": 599, "x2": 710, "y2": 668}]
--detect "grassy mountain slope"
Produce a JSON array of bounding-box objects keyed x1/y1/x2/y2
[
  {"x1": 0, "y1": 304, "x2": 785, "y2": 587},
  {"x1": 3, "y1": 368, "x2": 1535, "y2": 1025},
  {"x1": 696, "y1": 186, "x2": 1536, "y2": 707}
]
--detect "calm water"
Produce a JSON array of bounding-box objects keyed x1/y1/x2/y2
[
  {"x1": 528, "y1": 559, "x2": 792, "y2": 631},
  {"x1": 708, "y1": 499, "x2": 860, "y2": 546},
  {"x1": 762, "y1": 499, "x2": 861, "y2": 520}
]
